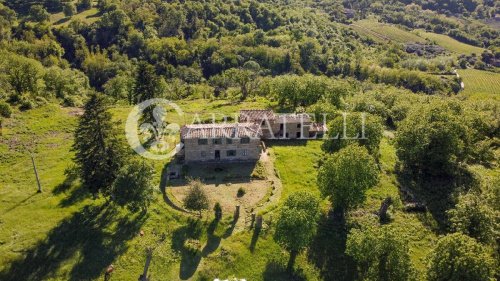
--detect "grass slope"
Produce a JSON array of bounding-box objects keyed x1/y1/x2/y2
[
  {"x1": 351, "y1": 19, "x2": 425, "y2": 44},
  {"x1": 349, "y1": 19, "x2": 485, "y2": 57},
  {"x1": 458, "y1": 69, "x2": 500, "y2": 100},
  {"x1": 51, "y1": 8, "x2": 101, "y2": 27},
  {"x1": 0, "y1": 100, "x2": 458, "y2": 280},
  {"x1": 416, "y1": 30, "x2": 485, "y2": 55}
]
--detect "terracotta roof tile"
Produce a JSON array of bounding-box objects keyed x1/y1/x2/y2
[
  {"x1": 239, "y1": 109, "x2": 275, "y2": 122},
  {"x1": 181, "y1": 123, "x2": 262, "y2": 139}
]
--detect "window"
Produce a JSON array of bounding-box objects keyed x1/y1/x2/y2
[
  {"x1": 201, "y1": 151, "x2": 207, "y2": 158},
  {"x1": 226, "y1": 138, "x2": 233, "y2": 144},
  {"x1": 240, "y1": 137, "x2": 250, "y2": 144},
  {"x1": 242, "y1": 149, "x2": 248, "y2": 156},
  {"x1": 261, "y1": 120, "x2": 266, "y2": 126},
  {"x1": 213, "y1": 138, "x2": 222, "y2": 145},
  {"x1": 198, "y1": 139, "x2": 208, "y2": 145},
  {"x1": 297, "y1": 123, "x2": 301, "y2": 128},
  {"x1": 227, "y1": 150, "x2": 237, "y2": 157}
]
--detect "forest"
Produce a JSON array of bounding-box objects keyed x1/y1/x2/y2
[{"x1": 0, "y1": 0, "x2": 498, "y2": 280}]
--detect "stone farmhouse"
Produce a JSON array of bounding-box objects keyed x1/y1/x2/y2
[{"x1": 179, "y1": 109, "x2": 327, "y2": 162}]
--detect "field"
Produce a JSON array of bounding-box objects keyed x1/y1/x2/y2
[
  {"x1": 348, "y1": 19, "x2": 485, "y2": 57},
  {"x1": 458, "y1": 69, "x2": 500, "y2": 100},
  {"x1": 50, "y1": 8, "x2": 101, "y2": 27},
  {"x1": 0, "y1": 100, "x2": 443, "y2": 280},
  {"x1": 415, "y1": 30, "x2": 485, "y2": 55},
  {"x1": 349, "y1": 19, "x2": 425, "y2": 44}
]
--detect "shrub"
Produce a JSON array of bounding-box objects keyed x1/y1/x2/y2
[
  {"x1": 0, "y1": 101, "x2": 12, "y2": 118},
  {"x1": 237, "y1": 187, "x2": 246, "y2": 197},
  {"x1": 19, "y1": 99, "x2": 34, "y2": 111},
  {"x1": 183, "y1": 179, "x2": 209, "y2": 217}
]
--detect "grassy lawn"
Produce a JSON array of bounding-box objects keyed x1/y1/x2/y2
[
  {"x1": 457, "y1": 69, "x2": 500, "y2": 100},
  {"x1": 415, "y1": 30, "x2": 485, "y2": 55}
]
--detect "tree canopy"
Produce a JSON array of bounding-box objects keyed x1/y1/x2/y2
[
  {"x1": 317, "y1": 144, "x2": 379, "y2": 216},
  {"x1": 274, "y1": 191, "x2": 320, "y2": 272},
  {"x1": 426, "y1": 233, "x2": 497, "y2": 281},
  {"x1": 346, "y1": 226, "x2": 417, "y2": 281},
  {"x1": 111, "y1": 159, "x2": 155, "y2": 213}
]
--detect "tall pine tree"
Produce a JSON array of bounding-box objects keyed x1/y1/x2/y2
[{"x1": 73, "y1": 93, "x2": 125, "y2": 195}]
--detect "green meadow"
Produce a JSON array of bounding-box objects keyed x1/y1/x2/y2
[{"x1": 0, "y1": 100, "x2": 441, "y2": 280}]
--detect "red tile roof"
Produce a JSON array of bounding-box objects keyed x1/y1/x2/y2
[
  {"x1": 239, "y1": 109, "x2": 275, "y2": 122},
  {"x1": 181, "y1": 123, "x2": 262, "y2": 139}
]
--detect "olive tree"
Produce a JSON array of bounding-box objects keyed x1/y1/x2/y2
[
  {"x1": 274, "y1": 191, "x2": 320, "y2": 272},
  {"x1": 317, "y1": 144, "x2": 379, "y2": 217}
]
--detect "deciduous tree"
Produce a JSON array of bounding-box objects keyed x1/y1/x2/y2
[
  {"x1": 322, "y1": 113, "x2": 383, "y2": 158},
  {"x1": 317, "y1": 144, "x2": 379, "y2": 217},
  {"x1": 112, "y1": 159, "x2": 155, "y2": 213},
  {"x1": 395, "y1": 101, "x2": 470, "y2": 176},
  {"x1": 346, "y1": 226, "x2": 417, "y2": 281},
  {"x1": 274, "y1": 191, "x2": 320, "y2": 272},
  {"x1": 426, "y1": 233, "x2": 496, "y2": 281}
]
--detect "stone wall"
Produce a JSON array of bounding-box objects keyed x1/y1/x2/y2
[{"x1": 183, "y1": 137, "x2": 261, "y2": 162}]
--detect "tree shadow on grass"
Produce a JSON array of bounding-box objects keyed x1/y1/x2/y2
[
  {"x1": 308, "y1": 212, "x2": 357, "y2": 281},
  {"x1": 172, "y1": 218, "x2": 204, "y2": 280},
  {"x1": 249, "y1": 222, "x2": 261, "y2": 253},
  {"x1": 0, "y1": 203, "x2": 145, "y2": 281},
  {"x1": 396, "y1": 167, "x2": 477, "y2": 232},
  {"x1": 262, "y1": 260, "x2": 308, "y2": 281},
  {"x1": 57, "y1": 184, "x2": 91, "y2": 207},
  {"x1": 173, "y1": 218, "x2": 225, "y2": 280},
  {"x1": 53, "y1": 166, "x2": 90, "y2": 208},
  {"x1": 201, "y1": 219, "x2": 221, "y2": 257}
]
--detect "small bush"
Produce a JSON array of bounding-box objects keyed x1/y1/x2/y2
[
  {"x1": 35, "y1": 96, "x2": 48, "y2": 106},
  {"x1": 19, "y1": 99, "x2": 34, "y2": 111},
  {"x1": 237, "y1": 187, "x2": 246, "y2": 197},
  {"x1": 0, "y1": 101, "x2": 12, "y2": 118}
]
